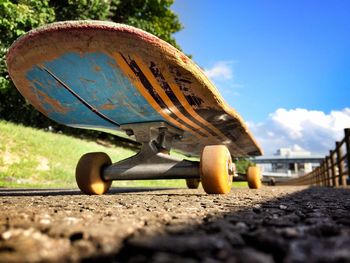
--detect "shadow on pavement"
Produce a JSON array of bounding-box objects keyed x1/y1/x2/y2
[{"x1": 108, "y1": 187, "x2": 350, "y2": 263}]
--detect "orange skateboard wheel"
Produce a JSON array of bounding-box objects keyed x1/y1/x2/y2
[
  {"x1": 200, "y1": 145, "x2": 233, "y2": 194},
  {"x1": 247, "y1": 166, "x2": 262, "y2": 189},
  {"x1": 76, "y1": 152, "x2": 112, "y2": 195}
]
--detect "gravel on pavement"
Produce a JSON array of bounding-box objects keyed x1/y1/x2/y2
[{"x1": 1, "y1": 186, "x2": 350, "y2": 263}]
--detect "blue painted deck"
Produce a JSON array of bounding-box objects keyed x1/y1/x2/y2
[{"x1": 26, "y1": 52, "x2": 164, "y2": 130}]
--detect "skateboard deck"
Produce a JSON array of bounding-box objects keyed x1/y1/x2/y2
[{"x1": 6, "y1": 21, "x2": 262, "y2": 157}]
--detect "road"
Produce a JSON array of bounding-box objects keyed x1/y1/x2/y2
[{"x1": 0, "y1": 186, "x2": 350, "y2": 262}]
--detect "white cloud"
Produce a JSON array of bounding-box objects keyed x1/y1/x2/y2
[
  {"x1": 204, "y1": 61, "x2": 242, "y2": 97},
  {"x1": 204, "y1": 61, "x2": 233, "y2": 80},
  {"x1": 248, "y1": 108, "x2": 350, "y2": 155}
]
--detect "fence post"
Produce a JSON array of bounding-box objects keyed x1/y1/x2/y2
[
  {"x1": 324, "y1": 161, "x2": 328, "y2": 186},
  {"x1": 317, "y1": 166, "x2": 321, "y2": 186},
  {"x1": 345, "y1": 128, "x2": 350, "y2": 185},
  {"x1": 336, "y1": 141, "x2": 346, "y2": 186},
  {"x1": 330, "y1": 150, "x2": 338, "y2": 187},
  {"x1": 314, "y1": 168, "x2": 317, "y2": 186},
  {"x1": 316, "y1": 166, "x2": 321, "y2": 186},
  {"x1": 321, "y1": 161, "x2": 326, "y2": 186},
  {"x1": 325, "y1": 157, "x2": 331, "y2": 186},
  {"x1": 325, "y1": 155, "x2": 335, "y2": 186},
  {"x1": 325, "y1": 160, "x2": 330, "y2": 186},
  {"x1": 319, "y1": 166, "x2": 322, "y2": 186}
]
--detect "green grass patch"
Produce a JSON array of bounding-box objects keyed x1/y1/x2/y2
[
  {"x1": 0, "y1": 120, "x2": 248, "y2": 189},
  {"x1": 232, "y1": 181, "x2": 248, "y2": 188},
  {"x1": 0, "y1": 120, "x2": 137, "y2": 188}
]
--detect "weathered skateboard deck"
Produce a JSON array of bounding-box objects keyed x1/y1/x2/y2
[{"x1": 6, "y1": 21, "x2": 262, "y2": 157}]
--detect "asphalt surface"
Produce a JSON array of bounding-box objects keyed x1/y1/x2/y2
[{"x1": 0, "y1": 186, "x2": 350, "y2": 263}]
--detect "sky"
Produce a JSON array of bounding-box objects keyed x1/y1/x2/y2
[{"x1": 172, "y1": 0, "x2": 350, "y2": 155}]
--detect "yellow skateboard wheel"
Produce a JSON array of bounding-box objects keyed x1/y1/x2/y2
[
  {"x1": 76, "y1": 152, "x2": 112, "y2": 195},
  {"x1": 200, "y1": 145, "x2": 232, "y2": 194},
  {"x1": 247, "y1": 166, "x2": 262, "y2": 189},
  {"x1": 186, "y1": 178, "x2": 201, "y2": 189}
]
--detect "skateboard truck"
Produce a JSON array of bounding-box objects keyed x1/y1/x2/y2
[
  {"x1": 75, "y1": 122, "x2": 261, "y2": 195},
  {"x1": 102, "y1": 122, "x2": 200, "y2": 181}
]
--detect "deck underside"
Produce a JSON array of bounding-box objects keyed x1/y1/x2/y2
[{"x1": 7, "y1": 21, "x2": 262, "y2": 157}]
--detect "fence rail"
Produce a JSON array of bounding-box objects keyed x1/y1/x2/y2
[{"x1": 281, "y1": 128, "x2": 350, "y2": 187}]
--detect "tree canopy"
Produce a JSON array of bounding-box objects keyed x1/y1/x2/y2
[{"x1": 0, "y1": 0, "x2": 182, "y2": 127}]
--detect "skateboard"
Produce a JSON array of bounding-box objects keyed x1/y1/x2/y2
[{"x1": 6, "y1": 21, "x2": 263, "y2": 195}]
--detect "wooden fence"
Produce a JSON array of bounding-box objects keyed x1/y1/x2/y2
[{"x1": 281, "y1": 128, "x2": 350, "y2": 187}]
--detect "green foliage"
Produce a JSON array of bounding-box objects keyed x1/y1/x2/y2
[
  {"x1": 111, "y1": 0, "x2": 182, "y2": 48},
  {"x1": 51, "y1": 0, "x2": 111, "y2": 21},
  {"x1": 0, "y1": 0, "x2": 55, "y2": 47},
  {"x1": 0, "y1": 0, "x2": 182, "y2": 129},
  {"x1": 0, "y1": 0, "x2": 55, "y2": 123},
  {"x1": 234, "y1": 158, "x2": 256, "y2": 174},
  {"x1": 0, "y1": 0, "x2": 55, "y2": 92}
]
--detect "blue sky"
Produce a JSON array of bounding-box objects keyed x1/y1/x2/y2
[{"x1": 172, "y1": 1, "x2": 350, "y2": 155}]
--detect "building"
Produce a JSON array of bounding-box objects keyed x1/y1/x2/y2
[{"x1": 252, "y1": 148, "x2": 324, "y2": 178}]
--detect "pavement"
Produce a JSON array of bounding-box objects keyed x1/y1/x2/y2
[{"x1": 0, "y1": 186, "x2": 350, "y2": 262}]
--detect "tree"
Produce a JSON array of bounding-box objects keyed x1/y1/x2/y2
[
  {"x1": 0, "y1": 0, "x2": 182, "y2": 128},
  {"x1": 0, "y1": 0, "x2": 55, "y2": 125},
  {"x1": 49, "y1": 0, "x2": 182, "y2": 48},
  {"x1": 50, "y1": 0, "x2": 111, "y2": 21},
  {"x1": 110, "y1": 0, "x2": 182, "y2": 48}
]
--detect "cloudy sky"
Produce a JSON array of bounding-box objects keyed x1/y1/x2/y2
[{"x1": 172, "y1": 1, "x2": 350, "y2": 155}]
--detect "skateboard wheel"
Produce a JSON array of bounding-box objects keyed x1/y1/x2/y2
[
  {"x1": 200, "y1": 145, "x2": 232, "y2": 194},
  {"x1": 76, "y1": 152, "x2": 112, "y2": 195},
  {"x1": 247, "y1": 166, "x2": 262, "y2": 189},
  {"x1": 186, "y1": 179, "x2": 201, "y2": 189}
]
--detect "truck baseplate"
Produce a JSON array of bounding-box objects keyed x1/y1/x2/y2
[{"x1": 102, "y1": 122, "x2": 200, "y2": 181}]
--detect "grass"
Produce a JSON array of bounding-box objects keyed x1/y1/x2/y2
[{"x1": 0, "y1": 120, "x2": 248, "y2": 189}]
